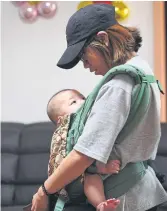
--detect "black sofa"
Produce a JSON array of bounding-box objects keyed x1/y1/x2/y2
[{"x1": 1, "y1": 122, "x2": 167, "y2": 211}]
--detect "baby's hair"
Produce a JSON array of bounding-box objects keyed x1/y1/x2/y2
[{"x1": 47, "y1": 89, "x2": 85, "y2": 124}]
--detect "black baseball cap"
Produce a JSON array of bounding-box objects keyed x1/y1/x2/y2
[{"x1": 57, "y1": 4, "x2": 117, "y2": 69}]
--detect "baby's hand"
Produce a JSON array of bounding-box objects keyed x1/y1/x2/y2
[{"x1": 97, "y1": 160, "x2": 120, "y2": 174}]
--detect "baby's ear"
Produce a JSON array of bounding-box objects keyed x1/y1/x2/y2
[
  {"x1": 57, "y1": 116, "x2": 62, "y2": 123},
  {"x1": 57, "y1": 116, "x2": 66, "y2": 125}
]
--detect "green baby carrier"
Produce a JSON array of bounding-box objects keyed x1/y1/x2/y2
[{"x1": 53, "y1": 64, "x2": 164, "y2": 211}]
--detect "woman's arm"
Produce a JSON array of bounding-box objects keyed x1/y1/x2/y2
[
  {"x1": 32, "y1": 150, "x2": 94, "y2": 211},
  {"x1": 42, "y1": 75, "x2": 133, "y2": 193},
  {"x1": 44, "y1": 149, "x2": 94, "y2": 193},
  {"x1": 32, "y1": 75, "x2": 134, "y2": 211}
]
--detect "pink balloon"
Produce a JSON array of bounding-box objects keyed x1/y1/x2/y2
[
  {"x1": 19, "y1": 3, "x2": 38, "y2": 23},
  {"x1": 12, "y1": 1, "x2": 25, "y2": 7},
  {"x1": 37, "y1": 1, "x2": 57, "y2": 18}
]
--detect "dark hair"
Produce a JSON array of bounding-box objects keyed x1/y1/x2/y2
[
  {"x1": 47, "y1": 89, "x2": 85, "y2": 124},
  {"x1": 125, "y1": 26, "x2": 142, "y2": 52}
]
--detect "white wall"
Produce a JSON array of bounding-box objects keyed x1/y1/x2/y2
[{"x1": 1, "y1": 1, "x2": 154, "y2": 123}]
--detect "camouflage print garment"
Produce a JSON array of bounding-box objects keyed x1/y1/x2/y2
[{"x1": 48, "y1": 115, "x2": 71, "y2": 201}]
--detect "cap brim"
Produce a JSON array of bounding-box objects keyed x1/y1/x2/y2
[{"x1": 57, "y1": 39, "x2": 87, "y2": 69}]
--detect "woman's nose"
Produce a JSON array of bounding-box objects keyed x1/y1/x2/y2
[{"x1": 83, "y1": 60, "x2": 90, "y2": 69}]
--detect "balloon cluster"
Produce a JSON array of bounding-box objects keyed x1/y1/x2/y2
[
  {"x1": 12, "y1": 1, "x2": 57, "y2": 23},
  {"x1": 77, "y1": 1, "x2": 130, "y2": 21}
]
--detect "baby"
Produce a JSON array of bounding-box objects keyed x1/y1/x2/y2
[{"x1": 47, "y1": 89, "x2": 120, "y2": 211}]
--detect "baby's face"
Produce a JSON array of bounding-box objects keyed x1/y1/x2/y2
[{"x1": 57, "y1": 90, "x2": 85, "y2": 116}]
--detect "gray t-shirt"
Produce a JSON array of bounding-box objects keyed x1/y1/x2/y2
[{"x1": 74, "y1": 56, "x2": 167, "y2": 211}]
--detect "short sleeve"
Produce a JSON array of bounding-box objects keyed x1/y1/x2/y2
[{"x1": 74, "y1": 75, "x2": 134, "y2": 164}]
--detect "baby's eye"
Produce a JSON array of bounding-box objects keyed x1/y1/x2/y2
[{"x1": 71, "y1": 100, "x2": 76, "y2": 105}]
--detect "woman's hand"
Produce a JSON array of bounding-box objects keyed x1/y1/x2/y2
[
  {"x1": 30, "y1": 149, "x2": 93, "y2": 211},
  {"x1": 96, "y1": 160, "x2": 120, "y2": 174},
  {"x1": 31, "y1": 187, "x2": 48, "y2": 211}
]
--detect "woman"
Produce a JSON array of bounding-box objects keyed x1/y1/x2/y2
[{"x1": 31, "y1": 4, "x2": 167, "y2": 211}]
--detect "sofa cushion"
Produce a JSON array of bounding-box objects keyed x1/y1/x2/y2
[
  {"x1": 1, "y1": 121, "x2": 167, "y2": 211},
  {"x1": 1, "y1": 123, "x2": 25, "y2": 206},
  {"x1": 158, "y1": 124, "x2": 167, "y2": 156},
  {"x1": 15, "y1": 185, "x2": 39, "y2": 205},
  {"x1": 16, "y1": 153, "x2": 50, "y2": 184},
  {"x1": 1, "y1": 184, "x2": 15, "y2": 206},
  {"x1": 154, "y1": 155, "x2": 167, "y2": 191},
  {"x1": 1, "y1": 122, "x2": 55, "y2": 208},
  {"x1": 157, "y1": 202, "x2": 167, "y2": 211},
  {"x1": 155, "y1": 124, "x2": 167, "y2": 191},
  {"x1": 1, "y1": 206, "x2": 25, "y2": 211},
  {"x1": 2, "y1": 153, "x2": 18, "y2": 183},
  {"x1": 1, "y1": 123, "x2": 24, "y2": 153},
  {"x1": 19, "y1": 123, "x2": 54, "y2": 153}
]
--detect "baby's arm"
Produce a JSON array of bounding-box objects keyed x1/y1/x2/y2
[{"x1": 96, "y1": 160, "x2": 120, "y2": 174}]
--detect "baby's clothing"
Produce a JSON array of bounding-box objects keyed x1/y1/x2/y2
[{"x1": 48, "y1": 115, "x2": 71, "y2": 201}]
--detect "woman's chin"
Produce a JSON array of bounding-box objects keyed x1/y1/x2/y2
[
  {"x1": 95, "y1": 72, "x2": 103, "y2": 76},
  {"x1": 94, "y1": 71, "x2": 100, "y2": 75}
]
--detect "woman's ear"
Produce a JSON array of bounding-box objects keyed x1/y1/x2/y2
[{"x1": 96, "y1": 31, "x2": 109, "y2": 47}]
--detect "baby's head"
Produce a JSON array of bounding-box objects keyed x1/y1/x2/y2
[{"x1": 47, "y1": 89, "x2": 85, "y2": 124}]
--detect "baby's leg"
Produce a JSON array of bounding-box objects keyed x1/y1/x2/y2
[
  {"x1": 84, "y1": 174, "x2": 120, "y2": 211},
  {"x1": 84, "y1": 174, "x2": 105, "y2": 207}
]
